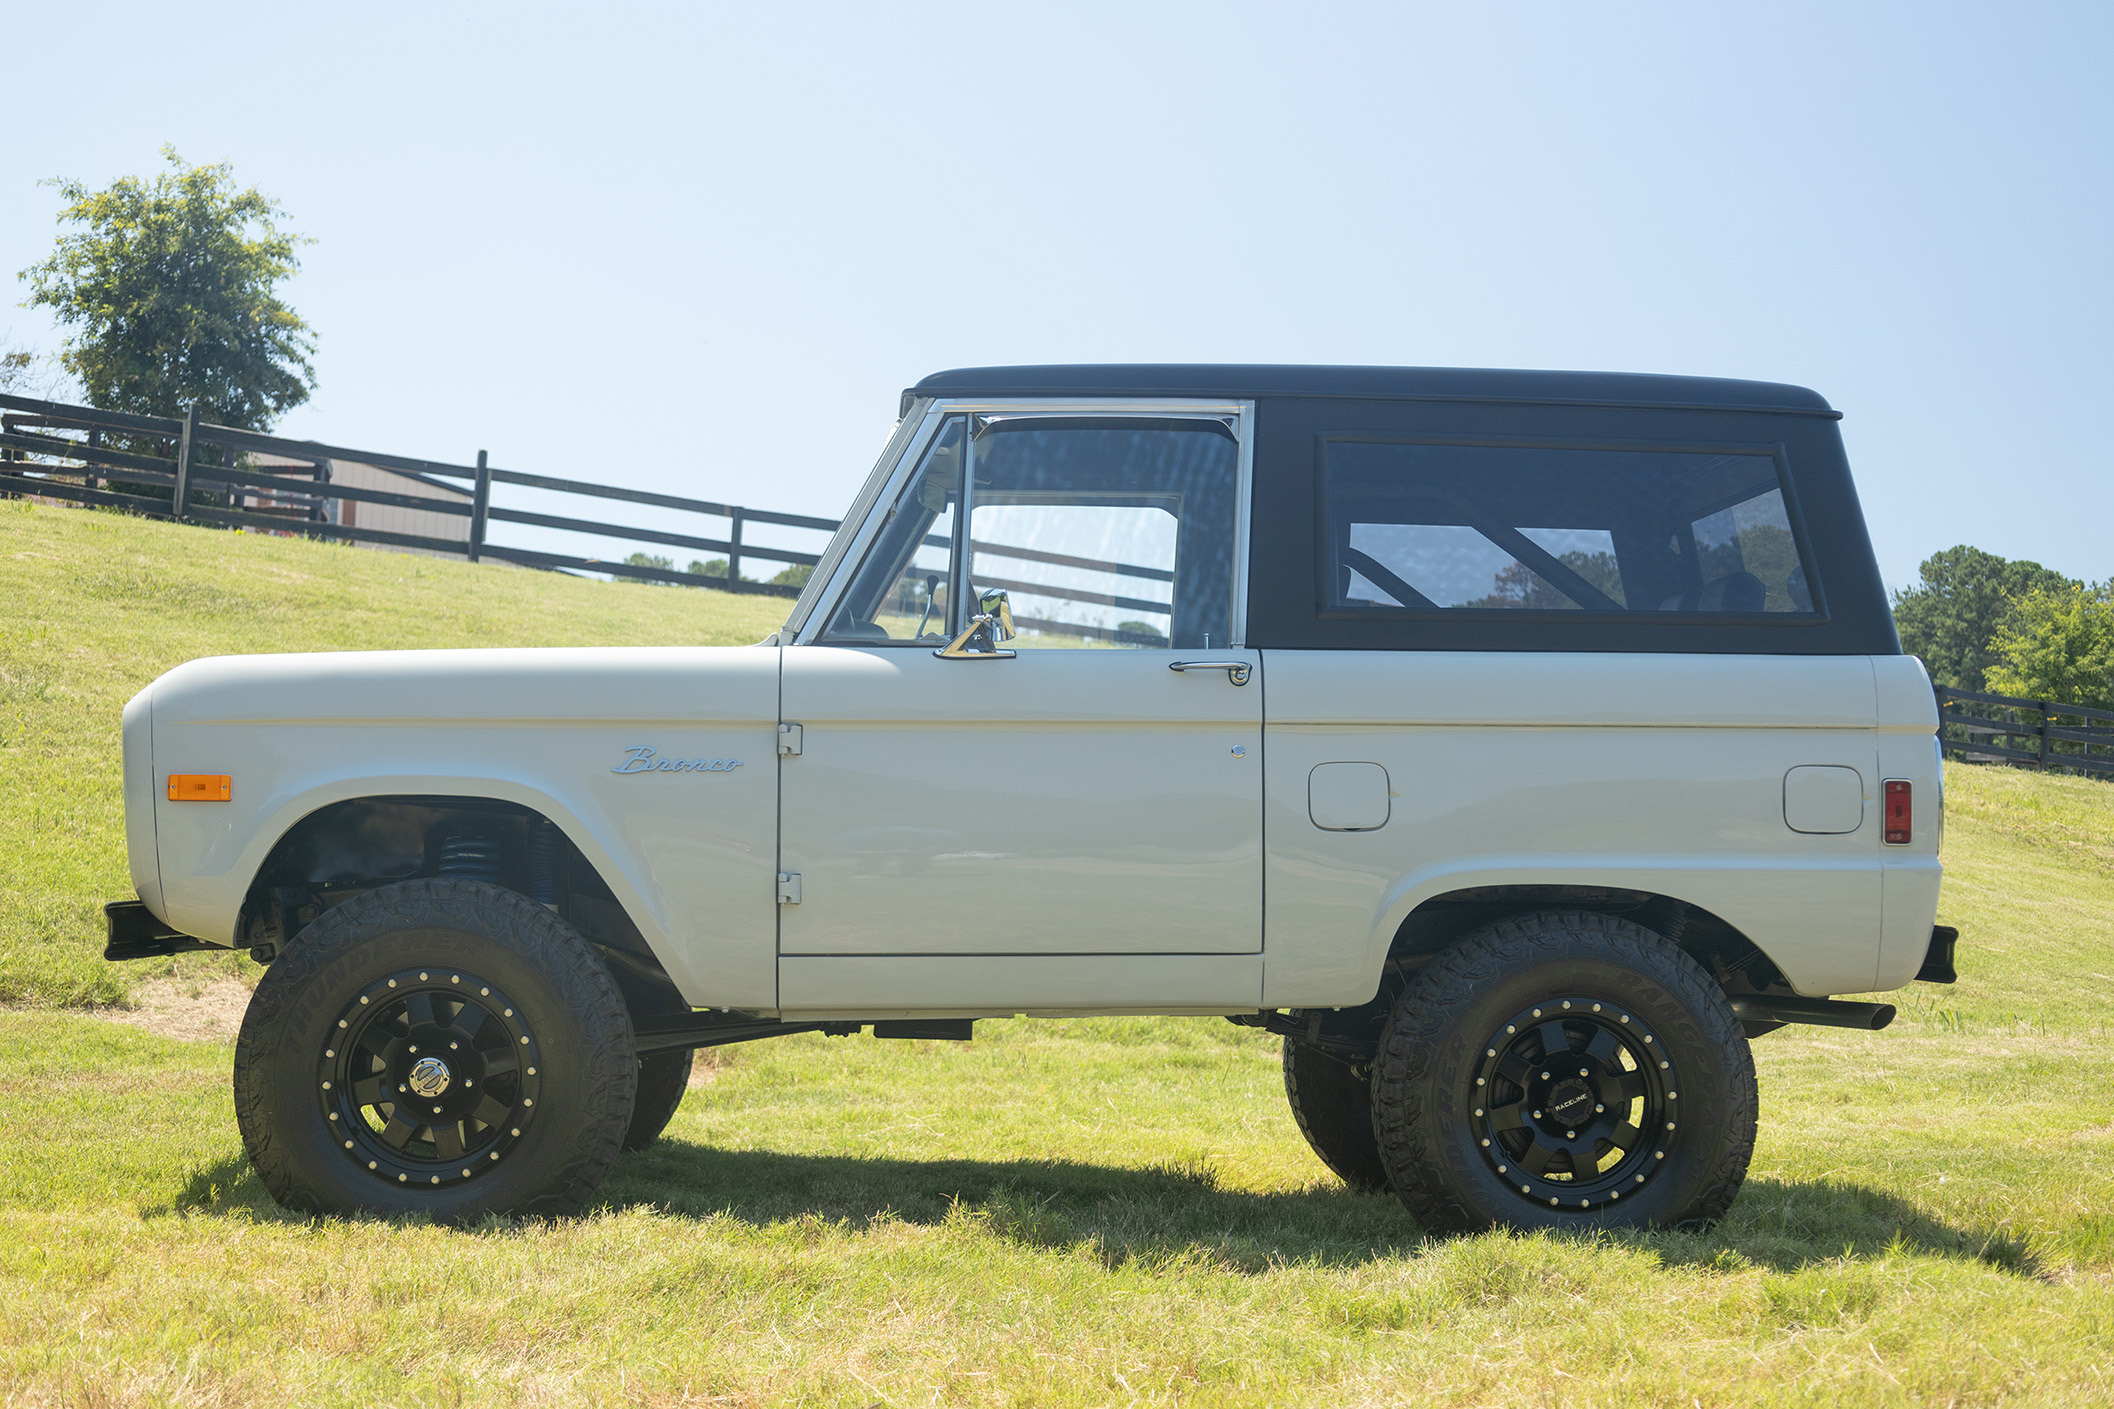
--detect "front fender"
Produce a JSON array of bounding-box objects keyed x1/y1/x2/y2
[{"x1": 143, "y1": 646, "x2": 781, "y2": 1009}]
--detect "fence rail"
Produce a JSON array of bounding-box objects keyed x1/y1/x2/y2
[
  {"x1": 0, "y1": 394, "x2": 1176, "y2": 626},
  {"x1": 0, "y1": 393, "x2": 824, "y2": 594},
  {"x1": 1935, "y1": 684, "x2": 2114, "y2": 777}
]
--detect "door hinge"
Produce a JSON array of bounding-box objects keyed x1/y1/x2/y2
[
  {"x1": 776, "y1": 872, "x2": 802, "y2": 905},
  {"x1": 777, "y1": 722, "x2": 803, "y2": 756}
]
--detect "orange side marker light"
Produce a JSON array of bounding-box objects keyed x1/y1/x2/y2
[{"x1": 168, "y1": 774, "x2": 232, "y2": 802}]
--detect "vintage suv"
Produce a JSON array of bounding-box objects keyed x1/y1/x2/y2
[{"x1": 106, "y1": 365, "x2": 1955, "y2": 1231}]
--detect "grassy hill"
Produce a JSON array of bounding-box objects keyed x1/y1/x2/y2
[
  {"x1": 0, "y1": 499, "x2": 787, "y2": 1005},
  {"x1": 3, "y1": 499, "x2": 2112, "y2": 1405}
]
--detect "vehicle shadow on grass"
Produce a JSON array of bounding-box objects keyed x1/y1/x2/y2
[
  {"x1": 162, "y1": 1147, "x2": 2037, "y2": 1277},
  {"x1": 602, "y1": 1142, "x2": 2039, "y2": 1277}
]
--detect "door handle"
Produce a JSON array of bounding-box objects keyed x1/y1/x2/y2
[{"x1": 1168, "y1": 659, "x2": 1252, "y2": 686}]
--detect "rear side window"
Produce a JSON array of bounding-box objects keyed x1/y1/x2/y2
[{"x1": 1323, "y1": 441, "x2": 1815, "y2": 616}]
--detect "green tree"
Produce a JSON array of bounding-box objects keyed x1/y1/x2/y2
[
  {"x1": 1891, "y1": 545, "x2": 2075, "y2": 691},
  {"x1": 770, "y1": 562, "x2": 812, "y2": 588},
  {"x1": 624, "y1": 551, "x2": 676, "y2": 583},
  {"x1": 1986, "y1": 584, "x2": 2114, "y2": 710},
  {"x1": 18, "y1": 147, "x2": 316, "y2": 429},
  {"x1": 687, "y1": 558, "x2": 730, "y2": 579}
]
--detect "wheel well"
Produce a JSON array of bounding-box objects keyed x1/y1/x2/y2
[
  {"x1": 1387, "y1": 885, "x2": 1793, "y2": 996},
  {"x1": 239, "y1": 796, "x2": 687, "y2": 1020}
]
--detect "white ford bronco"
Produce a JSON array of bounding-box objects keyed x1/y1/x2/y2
[{"x1": 107, "y1": 365, "x2": 1955, "y2": 1231}]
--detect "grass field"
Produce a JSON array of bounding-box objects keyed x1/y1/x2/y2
[{"x1": 3, "y1": 500, "x2": 2112, "y2": 1406}]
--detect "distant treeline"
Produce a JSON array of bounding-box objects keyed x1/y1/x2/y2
[{"x1": 1894, "y1": 546, "x2": 2112, "y2": 709}]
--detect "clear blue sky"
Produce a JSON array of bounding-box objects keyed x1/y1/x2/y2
[{"x1": 5, "y1": 1, "x2": 2109, "y2": 591}]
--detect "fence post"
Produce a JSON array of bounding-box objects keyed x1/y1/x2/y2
[
  {"x1": 2039, "y1": 701, "x2": 2050, "y2": 768},
  {"x1": 170, "y1": 404, "x2": 199, "y2": 520},
  {"x1": 468, "y1": 450, "x2": 490, "y2": 563},
  {"x1": 86, "y1": 428, "x2": 101, "y2": 492},
  {"x1": 310, "y1": 459, "x2": 331, "y2": 526},
  {"x1": 727, "y1": 506, "x2": 745, "y2": 590}
]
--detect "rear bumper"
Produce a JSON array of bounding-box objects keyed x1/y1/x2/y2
[
  {"x1": 1916, "y1": 925, "x2": 1959, "y2": 984},
  {"x1": 104, "y1": 900, "x2": 220, "y2": 962}
]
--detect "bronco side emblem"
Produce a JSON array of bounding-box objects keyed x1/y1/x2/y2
[{"x1": 611, "y1": 746, "x2": 744, "y2": 775}]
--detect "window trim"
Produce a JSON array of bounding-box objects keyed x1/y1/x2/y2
[
  {"x1": 1312, "y1": 431, "x2": 1831, "y2": 627},
  {"x1": 792, "y1": 397, "x2": 1256, "y2": 647}
]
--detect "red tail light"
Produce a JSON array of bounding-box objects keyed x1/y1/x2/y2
[{"x1": 1882, "y1": 780, "x2": 1912, "y2": 844}]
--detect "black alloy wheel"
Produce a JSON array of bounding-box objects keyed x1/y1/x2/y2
[
  {"x1": 236, "y1": 879, "x2": 637, "y2": 1221},
  {"x1": 1372, "y1": 910, "x2": 1756, "y2": 1233},
  {"x1": 322, "y1": 969, "x2": 542, "y2": 1188},
  {"x1": 1468, "y1": 997, "x2": 1675, "y2": 1211}
]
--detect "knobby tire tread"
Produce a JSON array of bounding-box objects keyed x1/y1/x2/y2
[
  {"x1": 1371, "y1": 910, "x2": 1757, "y2": 1233},
  {"x1": 234, "y1": 878, "x2": 637, "y2": 1221}
]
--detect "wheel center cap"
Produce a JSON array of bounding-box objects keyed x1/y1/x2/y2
[
  {"x1": 1546, "y1": 1078, "x2": 1594, "y2": 1128},
  {"x1": 407, "y1": 1056, "x2": 452, "y2": 1098}
]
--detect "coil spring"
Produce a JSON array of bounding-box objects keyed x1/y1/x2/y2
[
  {"x1": 435, "y1": 833, "x2": 504, "y2": 883},
  {"x1": 525, "y1": 820, "x2": 560, "y2": 906}
]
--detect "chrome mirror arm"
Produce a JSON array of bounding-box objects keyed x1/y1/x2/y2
[{"x1": 934, "y1": 612, "x2": 1017, "y2": 660}]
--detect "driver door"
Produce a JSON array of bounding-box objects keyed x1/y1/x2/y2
[{"x1": 776, "y1": 408, "x2": 1263, "y2": 1013}]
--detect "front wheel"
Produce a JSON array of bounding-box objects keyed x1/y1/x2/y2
[
  {"x1": 1371, "y1": 911, "x2": 1756, "y2": 1233},
  {"x1": 234, "y1": 879, "x2": 638, "y2": 1221},
  {"x1": 1282, "y1": 1041, "x2": 1389, "y2": 1192}
]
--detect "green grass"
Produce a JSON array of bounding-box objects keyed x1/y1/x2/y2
[
  {"x1": 4, "y1": 500, "x2": 2114, "y2": 1405},
  {"x1": 0, "y1": 499, "x2": 787, "y2": 1006}
]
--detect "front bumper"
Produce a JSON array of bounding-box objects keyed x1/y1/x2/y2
[{"x1": 104, "y1": 900, "x2": 219, "y2": 962}]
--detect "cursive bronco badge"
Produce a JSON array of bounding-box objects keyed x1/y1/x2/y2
[{"x1": 611, "y1": 746, "x2": 744, "y2": 775}]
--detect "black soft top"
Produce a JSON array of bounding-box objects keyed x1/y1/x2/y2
[{"x1": 905, "y1": 364, "x2": 1839, "y2": 419}]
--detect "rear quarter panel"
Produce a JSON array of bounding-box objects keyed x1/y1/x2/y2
[{"x1": 1261, "y1": 651, "x2": 1896, "y2": 1003}]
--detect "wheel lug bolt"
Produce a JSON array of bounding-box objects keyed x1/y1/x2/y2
[
  {"x1": 1595, "y1": 1104, "x2": 1604, "y2": 1113},
  {"x1": 398, "y1": 1084, "x2": 407, "y2": 1093},
  {"x1": 409, "y1": 1046, "x2": 418, "y2": 1054},
  {"x1": 1565, "y1": 1131, "x2": 1575, "y2": 1139},
  {"x1": 1481, "y1": 1139, "x2": 1490, "y2": 1147},
  {"x1": 1533, "y1": 1110, "x2": 1543, "y2": 1119},
  {"x1": 432, "y1": 1106, "x2": 443, "y2": 1115},
  {"x1": 1578, "y1": 1068, "x2": 1588, "y2": 1077}
]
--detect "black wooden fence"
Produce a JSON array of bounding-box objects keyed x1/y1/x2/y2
[
  {"x1": 0, "y1": 393, "x2": 836, "y2": 595},
  {"x1": 1935, "y1": 684, "x2": 2114, "y2": 777},
  {"x1": 0, "y1": 394, "x2": 1184, "y2": 636}
]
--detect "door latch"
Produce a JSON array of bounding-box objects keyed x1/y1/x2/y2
[{"x1": 776, "y1": 872, "x2": 802, "y2": 905}]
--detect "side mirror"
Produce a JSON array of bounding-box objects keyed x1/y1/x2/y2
[
  {"x1": 934, "y1": 589, "x2": 1018, "y2": 661},
  {"x1": 978, "y1": 589, "x2": 1016, "y2": 642}
]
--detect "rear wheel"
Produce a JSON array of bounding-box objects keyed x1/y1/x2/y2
[
  {"x1": 1282, "y1": 1041, "x2": 1389, "y2": 1192},
  {"x1": 234, "y1": 879, "x2": 637, "y2": 1221},
  {"x1": 623, "y1": 1049, "x2": 695, "y2": 1151},
  {"x1": 1371, "y1": 910, "x2": 1756, "y2": 1233}
]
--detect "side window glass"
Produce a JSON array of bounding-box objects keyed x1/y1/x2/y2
[
  {"x1": 968, "y1": 417, "x2": 1239, "y2": 649},
  {"x1": 1324, "y1": 443, "x2": 1814, "y2": 616},
  {"x1": 821, "y1": 418, "x2": 963, "y2": 643}
]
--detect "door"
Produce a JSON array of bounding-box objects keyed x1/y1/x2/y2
[{"x1": 778, "y1": 409, "x2": 1262, "y2": 976}]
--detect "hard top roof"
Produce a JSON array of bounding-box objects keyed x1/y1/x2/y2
[{"x1": 905, "y1": 364, "x2": 1838, "y2": 418}]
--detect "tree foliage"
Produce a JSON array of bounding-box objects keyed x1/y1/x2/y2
[
  {"x1": 1891, "y1": 545, "x2": 2075, "y2": 692},
  {"x1": 17, "y1": 147, "x2": 316, "y2": 429},
  {"x1": 1986, "y1": 585, "x2": 2114, "y2": 711}
]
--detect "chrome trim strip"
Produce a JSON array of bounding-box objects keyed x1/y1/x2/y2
[
  {"x1": 790, "y1": 405, "x2": 944, "y2": 645},
  {"x1": 1232, "y1": 399, "x2": 1255, "y2": 647}
]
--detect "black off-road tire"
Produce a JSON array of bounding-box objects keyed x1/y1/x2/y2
[
  {"x1": 1372, "y1": 910, "x2": 1756, "y2": 1234},
  {"x1": 234, "y1": 879, "x2": 638, "y2": 1222},
  {"x1": 623, "y1": 1048, "x2": 694, "y2": 1151},
  {"x1": 1283, "y1": 1041, "x2": 1390, "y2": 1192}
]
